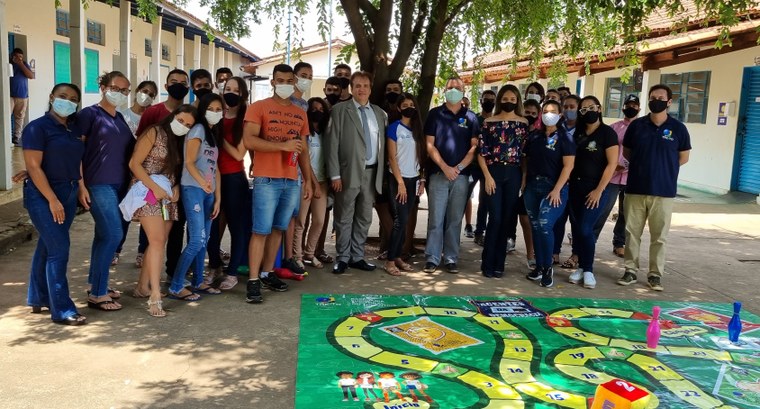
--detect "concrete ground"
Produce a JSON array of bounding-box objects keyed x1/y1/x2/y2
[{"x1": 0, "y1": 188, "x2": 758, "y2": 408}]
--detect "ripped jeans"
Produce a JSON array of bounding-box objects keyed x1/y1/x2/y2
[
  {"x1": 523, "y1": 176, "x2": 569, "y2": 269},
  {"x1": 170, "y1": 186, "x2": 215, "y2": 293}
]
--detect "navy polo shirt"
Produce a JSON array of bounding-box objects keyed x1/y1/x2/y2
[
  {"x1": 22, "y1": 112, "x2": 85, "y2": 182},
  {"x1": 423, "y1": 104, "x2": 479, "y2": 176},
  {"x1": 10, "y1": 62, "x2": 31, "y2": 98},
  {"x1": 524, "y1": 128, "x2": 576, "y2": 183},
  {"x1": 79, "y1": 105, "x2": 136, "y2": 186},
  {"x1": 623, "y1": 114, "x2": 691, "y2": 198}
]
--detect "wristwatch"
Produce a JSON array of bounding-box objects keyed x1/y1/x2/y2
[{"x1": 456, "y1": 164, "x2": 465, "y2": 171}]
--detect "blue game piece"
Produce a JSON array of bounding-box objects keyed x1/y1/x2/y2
[{"x1": 728, "y1": 301, "x2": 742, "y2": 343}]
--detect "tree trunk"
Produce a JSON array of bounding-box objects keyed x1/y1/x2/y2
[{"x1": 416, "y1": 1, "x2": 449, "y2": 121}]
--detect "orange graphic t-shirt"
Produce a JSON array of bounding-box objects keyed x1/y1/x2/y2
[{"x1": 244, "y1": 97, "x2": 310, "y2": 180}]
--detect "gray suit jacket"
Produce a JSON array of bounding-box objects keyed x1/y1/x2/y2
[{"x1": 325, "y1": 100, "x2": 387, "y2": 193}]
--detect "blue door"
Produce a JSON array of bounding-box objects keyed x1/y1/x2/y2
[{"x1": 734, "y1": 66, "x2": 760, "y2": 194}]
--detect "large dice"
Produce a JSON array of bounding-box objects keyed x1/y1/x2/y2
[{"x1": 591, "y1": 379, "x2": 650, "y2": 409}]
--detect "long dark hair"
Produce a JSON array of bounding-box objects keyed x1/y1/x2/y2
[
  {"x1": 576, "y1": 95, "x2": 605, "y2": 139},
  {"x1": 396, "y1": 93, "x2": 427, "y2": 173},
  {"x1": 156, "y1": 104, "x2": 197, "y2": 181},
  {"x1": 225, "y1": 76, "x2": 249, "y2": 146},
  {"x1": 196, "y1": 93, "x2": 224, "y2": 148},
  {"x1": 307, "y1": 97, "x2": 329, "y2": 135},
  {"x1": 494, "y1": 84, "x2": 524, "y2": 116}
]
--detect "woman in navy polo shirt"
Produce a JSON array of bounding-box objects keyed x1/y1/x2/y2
[
  {"x1": 23, "y1": 83, "x2": 87, "y2": 325},
  {"x1": 477, "y1": 84, "x2": 529, "y2": 278},
  {"x1": 78, "y1": 71, "x2": 136, "y2": 312},
  {"x1": 523, "y1": 100, "x2": 576, "y2": 288},
  {"x1": 566, "y1": 96, "x2": 619, "y2": 289}
]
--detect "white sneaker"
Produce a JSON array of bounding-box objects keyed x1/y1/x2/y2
[
  {"x1": 583, "y1": 271, "x2": 596, "y2": 289},
  {"x1": 568, "y1": 268, "x2": 582, "y2": 284}
]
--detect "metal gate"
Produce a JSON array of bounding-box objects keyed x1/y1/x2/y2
[{"x1": 736, "y1": 66, "x2": 760, "y2": 194}]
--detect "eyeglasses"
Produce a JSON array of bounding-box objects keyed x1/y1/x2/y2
[
  {"x1": 578, "y1": 105, "x2": 600, "y2": 115},
  {"x1": 108, "y1": 85, "x2": 131, "y2": 96}
]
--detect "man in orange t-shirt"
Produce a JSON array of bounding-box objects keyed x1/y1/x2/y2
[{"x1": 242, "y1": 63, "x2": 313, "y2": 304}]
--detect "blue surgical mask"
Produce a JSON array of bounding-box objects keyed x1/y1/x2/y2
[
  {"x1": 444, "y1": 88, "x2": 464, "y2": 104},
  {"x1": 564, "y1": 109, "x2": 578, "y2": 121},
  {"x1": 51, "y1": 98, "x2": 78, "y2": 118}
]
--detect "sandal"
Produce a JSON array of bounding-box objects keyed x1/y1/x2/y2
[
  {"x1": 87, "y1": 298, "x2": 123, "y2": 311},
  {"x1": 377, "y1": 251, "x2": 388, "y2": 260},
  {"x1": 147, "y1": 299, "x2": 166, "y2": 318},
  {"x1": 316, "y1": 253, "x2": 334, "y2": 264},
  {"x1": 561, "y1": 255, "x2": 579, "y2": 269},
  {"x1": 303, "y1": 256, "x2": 323, "y2": 269},
  {"x1": 54, "y1": 313, "x2": 87, "y2": 326},
  {"x1": 168, "y1": 289, "x2": 201, "y2": 301},
  {"x1": 614, "y1": 247, "x2": 625, "y2": 258},
  {"x1": 132, "y1": 287, "x2": 166, "y2": 298},
  {"x1": 218, "y1": 275, "x2": 238, "y2": 290},
  {"x1": 384, "y1": 264, "x2": 403, "y2": 276},
  {"x1": 135, "y1": 253, "x2": 144, "y2": 268},
  {"x1": 31, "y1": 305, "x2": 50, "y2": 314},
  {"x1": 194, "y1": 285, "x2": 221, "y2": 295},
  {"x1": 395, "y1": 261, "x2": 415, "y2": 272},
  {"x1": 87, "y1": 288, "x2": 121, "y2": 300}
]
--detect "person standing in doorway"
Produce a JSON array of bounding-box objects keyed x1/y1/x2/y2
[{"x1": 10, "y1": 48, "x2": 35, "y2": 145}]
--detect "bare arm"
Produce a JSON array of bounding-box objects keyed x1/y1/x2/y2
[
  {"x1": 222, "y1": 138, "x2": 247, "y2": 161},
  {"x1": 129, "y1": 128, "x2": 170, "y2": 201},
  {"x1": 586, "y1": 145, "x2": 620, "y2": 209},
  {"x1": 679, "y1": 150, "x2": 690, "y2": 166},
  {"x1": 184, "y1": 138, "x2": 212, "y2": 193},
  {"x1": 458, "y1": 137, "x2": 478, "y2": 169},
  {"x1": 547, "y1": 155, "x2": 575, "y2": 207},
  {"x1": 298, "y1": 133, "x2": 313, "y2": 200},
  {"x1": 426, "y1": 135, "x2": 458, "y2": 181},
  {"x1": 14, "y1": 59, "x2": 35, "y2": 79},
  {"x1": 24, "y1": 150, "x2": 65, "y2": 223},
  {"x1": 242, "y1": 121, "x2": 302, "y2": 153}
]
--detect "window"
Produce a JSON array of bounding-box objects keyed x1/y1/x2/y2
[
  {"x1": 661, "y1": 71, "x2": 711, "y2": 124},
  {"x1": 145, "y1": 39, "x2": 152, "y2": 57},
  {"x1": 87, "y1": 20, "x2": 105, "y2": 45},
  {"x1": 53, "y1": 42, "x2": 100, "y2": 94},
  {"x1": 161, "y1": 44, "x2": 171, "y2": 61},
  {"x1": 605, "y1": 77, "x2": 641, "y2": 118},
  {"x1": 56, "y1": 9, "x2": 69, "y2": 37}
]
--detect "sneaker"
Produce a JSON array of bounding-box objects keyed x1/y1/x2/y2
[
  {"x1": 617, "y1": 271, "x2": 638, "y2": 286},
  {"x1": 446, "y1": 263, "x2": 459, "y2": 274},
  {"x1": 245, "y1": 279, "x2": 263, "y2": 303},
  {"x1": 474, "y1": 234, "x2": 484, "y2": 246},
  {"x1": 135, "y1": 253, "x2": 144, "y2": 268},
  {"x1": 526, "y1": 267, "x2": 542, "y2": 281},
  {"x1": 464, "y1": 224, "x2": 474, "y2": 238},
  {"x1": 583, "y1": 271, "x2": 596, "y2": 289},
  {"x1": 647, "y1": 276, "x2": 664, "y2": 291},
  {"x1": 423, "y1": 262, "x2": 438, "y2": 274},
  {"x1": 507, "y1": 237, "x2": 516, "y2": 252},
  {"x1": 282, "y1": 258, "x2": 306, "y2": 275},
  {"x1": 568, "y1": 268, "x2": 582, "y2": 284},
  {"x1": 260, "y1": 273, "x2": 289, "y2": 292},
  {"x1": 540, "y1": 267, "x2": 554, "y2": 288}
]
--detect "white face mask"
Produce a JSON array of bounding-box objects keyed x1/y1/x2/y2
[
  {"x1": 136, "y1": 92, "x2": 153, "y2": 107},
  {"x1": 275, "y1": 84, "x2": 295, "y2": 99},
  {"x1": 296, "y1": 77, "x2": 313, "y2": 93},
  {"x1": 526, "y1": 93, "x2": 542, "y2": 103},
  {"x1": 105, "y1": 90, "x2": 128, "y2": 107},
  {"x1": 170, "y1": 118, "x2": 191, "y2": 136},
  {"x1": 52, "y1": 98, "x2": 78, "y2": 118},
  {"x1": 205, "y1": 111, "x2": 223, "y2": 126},
  {"x1": 542, "y1": 112, "x2": 562, "y2": 126}
]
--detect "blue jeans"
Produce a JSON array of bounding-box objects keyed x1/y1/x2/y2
[
  {"x1": 481, "y1": 165, "x2": 521, "y2": 273},
  {"x1": 24, "y1": 180, "x2": 80, "y2": 322},
  {"x1": 523, "y1": 177, "x2": 569, "y2": 269},
  {"x1": 170, "y1": 186, "x2": 214, "y2": 293},
  {"x1": 425, "y1": 172, "x2": 469, "y2": 265},
  {"x1": 87, "y1": 184, "x2": 128, "y2": 297},
  {"x1": 593, "y1": 183, "x2": 626, "y2": 248},
  {"x1": 569, "y1": 179, "x2": 610, "y2": 273},
  {"x1": 252, "y1": 177, "x2": 300, "y2": 235},
  {"x1": 221, "y1": 172, "x2": 251, "y2": 274}
]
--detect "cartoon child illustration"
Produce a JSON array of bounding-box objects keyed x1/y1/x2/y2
[
  {"x1": 400, "y1": 372, "x2": 433, "y2": 403},
  {"x1": 336, "y1": 371, "x2": 359, "y2": 402},
  {"x1": 736, "y1": 379, "x2": 760, "y2": 393},
  {"x1": 356, "y1": 371, "x2": 382, "y2": 402},
  {"x1": 377, "y1": 371, "x2": 404, "y2": 402}
]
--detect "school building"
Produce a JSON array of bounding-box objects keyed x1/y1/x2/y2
[
  {"x1": 0, "y1": 0, "x2": 259, "y2": 191},
  {"x1": 460, "y1": 1, "x2": 760, "y2": 201}
]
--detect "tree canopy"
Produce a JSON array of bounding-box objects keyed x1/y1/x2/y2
[{"x1": 98, "y1": 0, "x2": 758, "y2": 112}]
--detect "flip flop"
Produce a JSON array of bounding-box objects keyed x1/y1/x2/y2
[
  {"x1": 87, "y1": 299, "x2": 123, "y2": 311},
  {"x1": 168, "y1": 291, "x2": 201, "y2": 301},
  {"x1": 193, "y1": 286, "x2": 221, "y2": 295},
  {"x1": 384, "y1": 265, "x2": 403, "y2": 276},
  {"x1": 561, "y1": 255, "x2": 579, "y2": 269},
  {"x1": 395, "y1": 261, "x2": 415, "y2": 272},
  {"x1": 87, "y1": 288, "x2": 121, "y2": 300}
]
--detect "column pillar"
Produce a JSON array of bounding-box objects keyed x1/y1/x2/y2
[
  {"x1": 207, "y1": 41, "x2": 216, "y2": 74},
  {"x1": 580, "y1": 74, "x2": 595, "y2": 98},
  {"x1": 640, "y1": 69, "x2": 661, "y2": 117},
  {"x1": 69, "y1": 0, "x2": 86, "y2": 91},
  {"x1": 119, "y1": 0, "x2": 131, "y2": 79},
  {"x1": 175, "y1": 26, "x2": 185, "y2": 70},
  {"x1": 193, "y1": 34, "x2": 201, "y2": 70},
  {"x1": 0, "y1": 0, "x2": 12, "y2": 189},
  {"x1": 217, "y1": 46, "x2": 226, "y2": 70},
  {"x1": 151, "y1": 10, "x2": 163, "y2": 91}
]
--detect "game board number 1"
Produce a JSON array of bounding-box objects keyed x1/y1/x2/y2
[
  {"x1": 445, "y1": 310, "x2": 457, "y2": 315},
  {"x1": 507, "y1": 368, "x2": 523, "y2": 373},
  {"x1": 615, "y1": 381, "x2": 635, "y2": 392},
  {"x1": 401, "y1": 359, "x2": 409, "y2": 365},
  {"x1": 546, "y1": 392, "x2": 565, "y2": 401},
  {"x1": 573, "y1": 332, "x2": 587, "y2": 338},
  {"x1": 514, "y1": 347, "x2": 527, "y2": 352},
  {"x1": 570, "y1": 353, "x2": 585, "y2": 359}
]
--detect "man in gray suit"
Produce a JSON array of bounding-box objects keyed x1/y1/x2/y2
[{"x1": 326, "y1": 71, "x2": 387, "y2": 274}]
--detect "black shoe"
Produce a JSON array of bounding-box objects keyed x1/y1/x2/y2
[
  {"x1": 53, "y1": 313, "x2": 87, "y2": 326},
  {"x1": 11, "y1": 137, "x2": 19, "y2": 146},
  {"x1": 482, "y1": 270, "x2": 493, "y2": 278},
  {"x1": 349, "y1": 259, "x2": 376, "y2": 271},
  {"x1": 540, "y1": 267, "x2": 554, "y2": 288},
  {"x1": 333, "y1": 261, "x2": 348, "y2": 275},
  {"x1": 246, "y1": 279, "x2": 263, "y2": 303},
  {"x1": 446, "y1": 263, "x2": 459, "y2": 274},
  {"x1": 474, "y1": 234, "x2": 484, "y2": 246},
  {"x1": 526, "y1": 267, "x2": 542, "y2": 281},
  {"x1": 282, "y1": 257, "x2": 306, "y2": 275},
  {"x1": 261, "y1": 273, "x2": 288, "y2": 292},
  {"x1": 423, "y1": 262, "x2": 438, "y2": 274},
  {"x1": 465, "y1": 224, "x2": 474, "y2": 238},
  {"x1": 492, "y1": 271, "x2": 504, "y2": 278}
]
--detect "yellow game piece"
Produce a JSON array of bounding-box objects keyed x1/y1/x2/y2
[
  {"x1": 503, "y1": 339, "x2": 533, "y2": 361},
  {"x1": 474, "y1": 315, "x2": 519, "y2": 331},
  {"x1": 554, "y1": 347, "x2": 605, "y2": 365},
  {"x1": 334, "y1": 317, "x2": 370, "y2": 337},
  {"x1": 498, "y1": 359, "x2": 534, "y2": 383},
  {"x1": 660, "y1": 380, "x2": 724, "y2": 408},
  {"x1": 369, "y1": 351, "x2": 439, "y2": 372},
  {"x1": 373, "y1": 306, "x2": 426, "y2": 317},
  {"x1": 334, "y1": 336, "x2": 383, "y2": 359},
  {"x1": 626, "y1": 355, "x2": 683, "y2": 381},
  {"x1": 554, "y1": 327, "x2": 610, "y2": 345},
  {"x1": 423, "y1": 307, "x2": 476, "y2": 317},
  {"x1": 591, "y1": 379, "x2": 651, "y2": 409},
  {"x1": 457, "y1": 371, "x2": 521, "y2": 400}
]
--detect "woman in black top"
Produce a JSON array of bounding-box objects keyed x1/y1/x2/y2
[{"x1": 566, "y1": 96, "x2": 619, "y2": 289}]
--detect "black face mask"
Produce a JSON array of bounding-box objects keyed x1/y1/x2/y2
[
  {"x1": 386, "y1": 92, "x2": 400, "y2": 104},
  {"x1": 481, "y1": 100, "x2": 495, "y2": 113},
  {"x1": 623, "y1": 107, "x2": 640, "y2": 119},
  {"x1": 500, "y1": 102, "x2": 517, "y2": 113},
  {"x1": 649, "y1": 100, "x2": 668, "y2": 114},
  {"x1": 325, "y1": 94, "x2": 340, "y2": 106},
  {"x1": 401, "y1": 107, "x2": 417, "y2": 118},
  {"x1": 223, "y1": 92, "x2": 241, "y2": 108},
  {"x1": 524, "y1": 115, "x2": 537, "y2": 124},
  {"x1": 581, "y1": 111, "x2": 600, "y2": 124},
  {"x1": 338, "y1": 77, "x2": 350, "y2": 89},
  {"x1": 193, "y1": 88, "x2": 212, "y2": 100},
  {"x1": 167, "y1": 83, "x2": 189, "y2": 100},
  {"x1": 307, "y1": 110, "x2": 323, "y2": 123}
]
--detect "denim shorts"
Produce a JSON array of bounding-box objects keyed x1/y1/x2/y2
[{"x1": 252, "y1": 177, "x2": 300, "y2": 234}]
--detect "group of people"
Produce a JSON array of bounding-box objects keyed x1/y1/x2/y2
[{"x1": 20, "y1": 58, "x2": 691, "y2": 326}]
